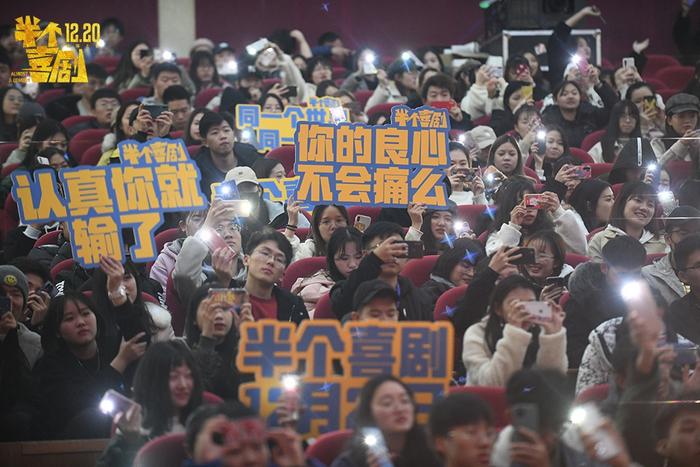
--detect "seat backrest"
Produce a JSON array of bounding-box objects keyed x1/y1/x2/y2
[
  {"x1": 154, "y1": 228, "x2": 185, "y2": 256},
  {"x1": 569, "y1": 147, "x2": 594, "y2": 163},
  {"x1": 645, "y1": 253, "x2": 667, "y2": 265},
  {"x1": 0, "y1": 142, "x2": 19, "y2": 164},
  {"x1": 35, "y1": 230, "x2": 61, "y2": 247},
  {"x1": 400, "y1": 255, "x2": 439, "y2": 288},
  {"x1": 194, "y1": 87, "x2": 222, "y2": 108},
  {"x1": 36, "y1": 88, "x2": 66, "y2": 107},
  {"x1": 472, "y1": 115, "x2": 491, "y2": 126},
  {"x1": 69, "y1": 129, "x2": 109, "y2": 163},
  {"x1": 366, "y1": 102, "x2": 398, "y2": 120},
  {"x1": 448, "y1": 386, "x2": 510, "y2": 428},
  {"x1": 119, "y1": 86, "x2": 151, "y2": 103},
  {"x1": 656, "y1": 66, "x2": 695, "y2": 90},
  {"x1": 165, "y1": 273, "x2": 186, "y2": 336},
  {"x1": 203, "y1": 391, "x2": 224, "y2": 404},
  {"x1": 580, "y1": 129, "x2": 606, "y2": 152},
  {"x1": 665, "y1": 160, "x2": 694, "y2": 189},
  {"x1": 313, "y1": 292, "x2": 335, "y2": 319},
  {"x1": 354, "y1": 90, "x2": 373, "y2": 109},
  {"x1": 282, "y1": 256, "x2": 328, "y2": 291},
  {"x1": 266, "y1": 145, "x2": 296, "y2": 174},
  {"x1": 61, "y1": 114, "x2": 96, "y2": 130},
  {"x1": 187, "y1": 145, "x2": 202, "y2": 157},
  {"x1": 564, "y1": 253, "x2": 589, "y2": 268},
  {"x1": 1, "y1": 162, "x2": 20, "y2": 177},
  {"x1": 587, "y1": 162, "x2": 613, "y2": 179},
  {"x1": 586, "y1": 226, "x2": 605, "y2": 242},
  {"x1": 643, "y1": 54, "x2": 681, "y2": 78},
  {"x1": 523, "y1": 166, "x2": 540, "y2": 182},
  {"x1": 575, "y1": 383, "x2": 610, "y2": 405},
  {"x1": 134, "y1": 432, "x2": 187, "y2": 467},
  {"x1": 455, "y1": 204, "x2": 490, "y2": 229},
  {"x1": 433, "y1": 284, "x2": 467, "y2": 321},
  {"x1": 50, "y1": 258, "x2": 75, "y2": 281},
  {"x1": 80, "y1": 143, "x2": 104, "y2": 166},
  {"x1": 304, "y1": 429, "x2": 353, "y2": 466}
]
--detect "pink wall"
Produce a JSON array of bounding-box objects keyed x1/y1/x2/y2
[{"x1": 1, "y1": 1, "x2": 159, "y2": 51}]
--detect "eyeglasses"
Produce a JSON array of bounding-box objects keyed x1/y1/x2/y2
[
  {"x1": 214, "y1": 222, "x2": 241, "y2": 235},
  {"x1": 253, "y1": 248, "x2": 286, "y2": 267}
]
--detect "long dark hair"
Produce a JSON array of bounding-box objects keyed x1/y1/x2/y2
[
  {"x1": 27, "y1": 146, "x2": 76, "y2": 172},
  {"x1": 113, "y1": 100, "x2": 140, "y2": 142},
  {"x1": 569, "y1": 179, "x2": 612, "y2": 231},
  {"x1": 309, "y1": 204, "x2": 350, "y2": 256},
  {"x1": 431, "y1": 238, "x2": 485, "y2": 282},
  {"x1": 185, "y1": 107, "x2": 207, "y2": 145},
  {"x1": 345, "y1": 375, "x2": 439, "y2": 467},
  {"x1": 486, "y1": 134, "x2": 524, "y2": 176},
  {"x1": 600, "y1": 100, "x2": 641, "y2": 163},
  {"x1": 185, "y1": 283, "x2": 238, "y2": 356},
  {"x1": 553, "y1": 80, "x2": 584, "y2": 112},
  {"x1": 132, "y1": 341, "x2": 203, "y2": 436},
  {"x1": 23, "y1": 119, "x2": 69, "y2": 169},
  {"x1": 112, "y1": 40, "x2": 151, "y2": 89},
  {"x1": 189, "y1": 50, "x2": 221, "y2": 92},
  {"x1": 521, "y1": 230, "x2": 566, "y2": 280},
  {"x1": 489, "y1": 176, "x2": 554, "y2": 235},
  {"x1": 419, "y1": 206, "x2": 457, "y2": 255},
  {"x1": 41, "y1": 291, "x2": 106, "y2": 357},
  {"x1": 609, "y1": 181, "x2": 660, "y2": 234},
  {"x1": 0, "y1": 87, "x2": 23, "y2": 141},
  {"x1": 483, "y1": 275, "x2": 540, "y2": 365},
  {"x1": 326, "y1": 227, "x2": 363, "y2": 282}
]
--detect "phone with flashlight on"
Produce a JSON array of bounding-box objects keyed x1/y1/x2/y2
[
  {"x1": 361, "y1": 427, "x2": 394, "y2": 467},
  {"x1": 99, "y1": 389, "x2": 140, "y2": 418},
  {"x1": 280, "y1": 374, "x2": 302, "y2": 423}
]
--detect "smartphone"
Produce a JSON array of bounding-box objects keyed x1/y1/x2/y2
[
  {"x1": 510, "y1": 247, "x2": 536, "y2": 265},
  {"x1": 285, "y1": 86, "x2": 298, "y2": 98},
  {"x1": 522, "y1": 301, "x2": 553, "y2": 324},
  {"x1": 361, "y1": 427, "x2": 392, "y2": 464},
  {"x1": 534, "y1": 43, "x2": 547, "y2": 56},
  {"x1": 99, "y1": 389, "x2": 139, "y2": 416},
  {"x1": 545, "y1": 276, "x2": 566, "y2": 288},
  {"x1": 209, "y1": 288, "x2": 249, "y2": 313},
  {"x1": 0, "y1": 296, "x2": 11, "y2": 317},
  {"x1": 144, "y1": 104, "x2": 167, "y2": 119},
  {"x1": 674, "y1": 343, "x2": 699, "y2": 368},
  {"x1": 570, "y1": 403, "x2": 621, "y2": 461},
  {"x1": 399, "y1": 241, "x2": 424, "y2": 259},
  {"x1": 622, "y1": 57, "x2": 635, "y2": 69},
  {"x1": 229, "y1": 199, "x2": 252, "y2": 217},
  {"x1": 486, "y1": 56, "x2": 504, "y2": 79},
  {"x1": 572, "y1": 165, "x2": 592, "y2": 180},
  {"x1": 246, "y1": 38, "x2": 270, "y2": 56},
  {"x1": 537, "y1": 130, "x2": 547, "y2": 157},
  {"x1": 576, "y1": 55, "x2": 590, "y2": 74},
  {"x1": 214, "y1": 180, "x2": 241, "y2": 201},
  {"x1": 197, "y1": 227, "x2": 230, "y2": 253},
  {"x1": 354, "y1": 215, "x2": 372, "y2": 233},
  {"x1": 362, "y1": 62, "x2": 378, "y2": 75},
  {"x1": 642, "y1": 96, "x2": 657, "y2": 114},
  {"x1": 430, "y1": 101, "x2": 455, "y2": 110},
  {"x1": 452, "y1": 167, "x2": 479, "y2": 182},
  {"x1": 139, "y1": 48, "x2": 152, "y2": 59},
  {"x1": 511, "y1": 403, "x2": 539, "y2": 443},
  {"x1": 523, "y1": 193, "x2": 546, "y2": 209},
  {"x1": 42, "y1": 281, "x2": 57, "y2": 298},
  {"x1": 521, "y1": 85, "x2": 533, "y2": 102}
]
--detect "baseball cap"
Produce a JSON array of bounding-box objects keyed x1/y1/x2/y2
[
  {"x1": 214, "y1": 42, "x2": 235, "y2": 55},
  {"x1": 470, "y1": 126, "x2": 497, "y2": 149},
  {"x1": 353, "y1": 279, "x2": 398, "y2": 311},
  {"x1": 665, "y1": 206, "x2": 700, "y2": 233},
  {"x1": 665, "y1": 93, "x2": 700, "y2": 116},
  {"x1": 225, "y1": 166, "x2": 259, "y2": 186}
]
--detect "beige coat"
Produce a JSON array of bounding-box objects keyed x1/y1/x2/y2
[
  {"x1": 462, "y1": 316, "x2": 568, "y2": 386},
  {"x1": 586, "y1": 224, "x2": 668, "y2": 261}
]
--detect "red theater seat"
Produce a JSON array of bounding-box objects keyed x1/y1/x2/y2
[
  {"x1": 304, "y1": 429, "x2": 353, "y2": 466},
  {"x1": 400, "y1": 255, "x2": 439, "y2": 288},
  {"x1": 133, "y1": 433, "x2": 187, "y2": 467},
  {"x1": 266, "y1": 145, "x2": 295, "y2": 175},
  {"x1": 282, "y1": 256, "x2": 327, "y2": 291},
  {"x1": 434, "y1": 284, "x2": 467, "y2": 321},
  {"x1": 313, "y1": 292, "x2": 335, "y2": 320},
  {"x1": 449, "y1": 385, "x2": 509, "y2": 429}
]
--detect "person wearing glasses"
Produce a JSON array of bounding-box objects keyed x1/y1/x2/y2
[
  {"x1": 67, "y1": 88, "x2": 122, "y2": 138},
  {"x1": 669, "y1": 233, "x2": 700, "y2": 345}
]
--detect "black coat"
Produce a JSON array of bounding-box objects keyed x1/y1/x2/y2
[{"x1": 330, "y1": 252, "x2": 433, "y2": 321}]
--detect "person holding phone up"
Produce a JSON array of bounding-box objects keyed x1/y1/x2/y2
[{"x1": 462, "y1": 275, "x2": 567, "y2": 386}]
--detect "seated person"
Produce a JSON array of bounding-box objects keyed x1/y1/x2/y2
[
  {"x1": 350, "y1": 279, "x2": 401, "y2": 322},
  {"x1": 182, "y1": 402, "x2": 314, "y2": 467},
  {"x1": 67, "y1": 88, "x2": 121, "y2": 138},
  {"x1": 421, "y1": 73, "x2": 473, "y2": 130},
  {"x1": 642, "y1": 206, "x2": 700, "y2": 305},
  {"x1": 460, "y1": 63, "x2": 507, "y2": 121},
  {"x1": 163, "y1": 84, "x2": 193, "y2": 132},
  {"x1": 150, "y1": 209, "x2": 207, "y2": 296},
  {"x1": 0, "y1": 266, "x2": 42, "y2": 440},
  {"x1": 284, "y1": 203, "x2": 348, "y2": 262},
  {"x1": 292, "y1": 227, "x2": 362, "y2": 316},
  {"x1": 97, "y1": 341, "x2": 205, "y2": 466},
  {"x1": 406, "y1": 203, "x2": 457, "y2": 255},
  {"x1": 447, "y1": 141, "x2": 487, "y2": 205},
  {"x1": 490, "y1": 368, "x2": 631, "y2": 467},
  {"x1": 236, "y1": 229, "x2": 308, "y2": 323},
  {"x1": 46, "y1": 62, "x2": 108, "y2": 121},
  {"x1": 141, "y1": 62, "x2": 187, "y2": 105},
  {"x1": 429, "y1": 392, "x2": 496, "y2": 467},
  {"x1": 462, "y1": 275, "x2": 567, "y2": 386},
  {"x1": 587, "y1": 181, "x2": 667, "y2": 260},
  {"x1": 330, "y1": 222, "x2": 433, "y2": 322},
  {"x1": 565, "y1": 235, "x2": 647, "y2": 368},
  {"x1": 656, "y1": 93, "x2": 700, "y2": 168},
  {"x1": 194, "y1": 111, "x2": 259, "y2": 200},
  {"x1": 668, "y1": 233, "x2": 700, "y2": 344},
  {"x1": 518, "y1": 230, "x2": 572, "y2": 300},
  {"x1": 420, "y1": 238, "x2": 485, "y2": 305},
  {"x1": 331, "y1": 375, "x2": 440, "y2": 467}
]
